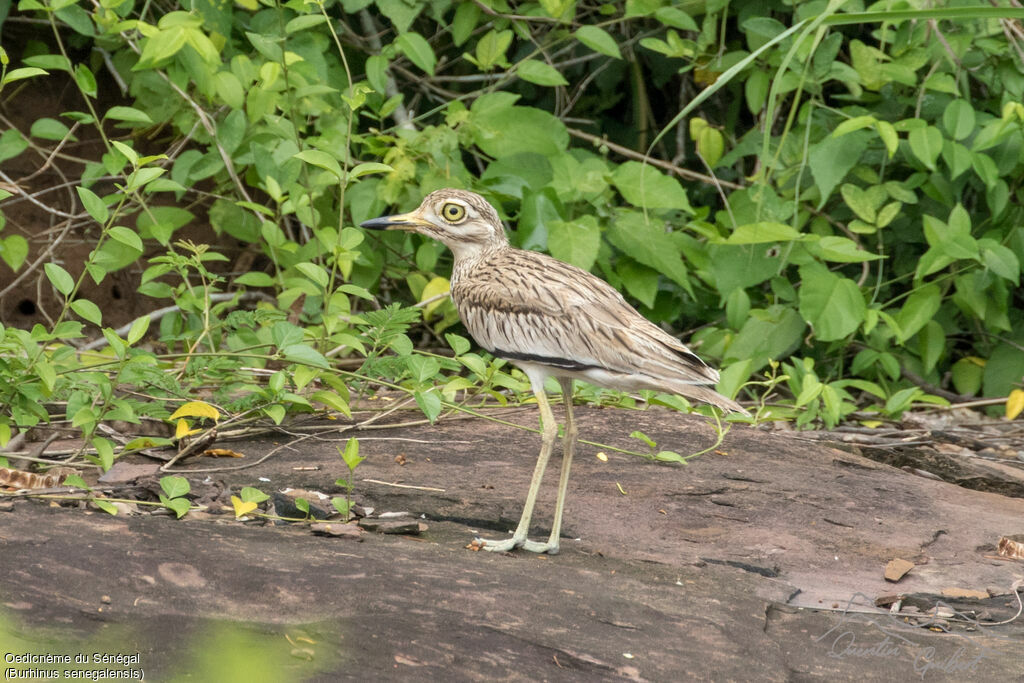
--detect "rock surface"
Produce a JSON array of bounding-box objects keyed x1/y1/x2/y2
[{"x1": 3, "y1": 407, "x2": 1023, "y2": 680}]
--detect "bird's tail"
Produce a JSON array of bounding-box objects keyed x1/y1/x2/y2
[{"x1": 668, "y1": 382, "x2": 750, "y2": 416}]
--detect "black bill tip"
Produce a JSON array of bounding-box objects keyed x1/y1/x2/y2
[{"x1": 359, "y1": 216, "x2": 404, "y2": 230}]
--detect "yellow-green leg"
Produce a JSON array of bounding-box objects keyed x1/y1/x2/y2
[
  {"x1": 536, "y1": 378, "x2": 576, "y2": 555},
  {"x1": 480, "y1": 373, "x2": 559, "y2": 553}
]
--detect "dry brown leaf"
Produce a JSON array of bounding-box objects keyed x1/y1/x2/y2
[
  {"x1": 884, "y1": 558, "x2": 914, "y2": 582},
  {"x1": 201, "y1": 448, "x2": 244, "y2": 458}
]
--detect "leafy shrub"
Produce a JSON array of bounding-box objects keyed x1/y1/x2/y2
[{"x1": 2, "y1": 0, "x2": 1024, "y2": 459}]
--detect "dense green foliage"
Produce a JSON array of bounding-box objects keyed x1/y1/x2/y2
[{"x1": 2, "y1": 0, "x2": 1024, "y2": 466}]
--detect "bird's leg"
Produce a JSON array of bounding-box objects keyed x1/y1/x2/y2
[
  {"x1": 523, "y1": 378, "x2": 576, "y2": 555},
  {"x1": 480, "y1": 382, "x2": 558, "y2": 553}
]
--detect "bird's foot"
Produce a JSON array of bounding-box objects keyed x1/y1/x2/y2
[{"x1": 474, "y1": 536, "x2": 559, "y2": 554}]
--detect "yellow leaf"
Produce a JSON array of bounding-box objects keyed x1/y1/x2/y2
[
  {"x1": 1007, "y1": 389, "x2": 1024, "y2": 420},
  {"x1": 859, "y1": 420, "x2": 884, "y2": 429},
  {"x1": 202, "y1": 448, "x2": 244, "y2": 458},
  {"x1": 169, "y1": 400, "x2": 221, "y2": 422},
  {"x1": 419, "y1": 276, "x2": 450, "y2": 319},
  {"x1": 231, "y1": 495, "x2": 258, "y2": 518},
  {"x1": 234, "y1": 0, "x2": 258, "y2": 9},
  {"x1": 174, "y1": 418, "x2": 200, "y2": 439}
]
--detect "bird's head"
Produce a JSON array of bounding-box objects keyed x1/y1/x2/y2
[{"x1": 360, "y1": 189, "x2": 508, "y2": 259}]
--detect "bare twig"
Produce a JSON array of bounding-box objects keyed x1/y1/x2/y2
[{"x1": 567, "y1": 128, "x2": 744, "y2": 189}]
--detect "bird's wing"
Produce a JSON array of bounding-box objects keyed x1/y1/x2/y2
[{"x1": 451, "y1": 249, "x2": 719, "y2": 386}]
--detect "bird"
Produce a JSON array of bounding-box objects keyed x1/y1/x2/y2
[{"x1": 361, "y1": 189, "x2": 746, "y2": 554}]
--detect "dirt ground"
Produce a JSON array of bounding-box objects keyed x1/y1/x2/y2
[{"x1": 2, "y1": 407, "x2": 1023, "y2": 681}]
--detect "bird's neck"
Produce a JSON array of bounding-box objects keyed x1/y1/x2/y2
[
  {"x1": 450, "y1": 240, "x2": 509, "y2": 281},
  {"x1": 447, "y1": 236, "x2": 509, "y2": 266}
]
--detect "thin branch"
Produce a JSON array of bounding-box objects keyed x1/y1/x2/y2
[{"x1": 567, "y1": 127, "x2": 744, "y2": 189}]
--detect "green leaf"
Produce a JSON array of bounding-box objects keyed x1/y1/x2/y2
[
  {"x1": 695, "y1": 126, "x2": 724, "y2": 167},
  {"x1": 918, "y1": 320, "x2": 945, "y2": 374},
  {"x1": 414, "y1": 390, "x2": 442, "y2": 423},
  {"x1": 907, "y1": 125, "x2": 942, "y2": 170},
  {"x1": 470, "y1": 95, "x2": 568, "y2": 158},
  {"x1": 93, "y1": 500, "x2": 118, "y2": 515},
  {"x1": 0, "y1": 128, "x2": 29, "y2": 164},
  {"x1": 942, "y1": 99, "x2": 975, "y2": 141},
  {"x1": 294, "y1": 149, "x2": 342, "y2": 179},
  {"x1": 91, "y1": 437, "x2": 114, "y2": 471},
  {"x1": 76, "y1": 186, "x2": 109, "y2": 223},
  {"x1": 349, "y1": 162, "x2": 393, "y2": 178},
  {"x1": 2, "y1": 67, "x2": 48, "y2": 85},
  {"x1": 612, "y1": 161, "x2": 691, "y2": 212},
  {"x1": 517, "y1": 59, "x2": 568, "y2": 86},
  {"x1": 629, "y1": 430, "x2": 657, "y2": 449},
  {"x1": 340, "y1": 437, "x2": 364, "y2": 471},
  {"x1": 724, "y1": 305, "x2": 805, "y2": 369},
  {"x1": 893, "y1": 284, "x2": 941, "y2": 343},
  {"x1": 811, "y1": 236, "x2": 883, "y2": 262},
  {"x1": 0, "y1": 235, "x2": 29, "y2": 271},
  {"x1": 876, "y1": 121, "x2": 899, "y2": 158},
  {"x1": 74, "y1": 64, "x2": 97, "y2": 98},
  {"x1": 396, "y1": 32, "x2": 436, "y2": 76},
  {"x1": 547, "y1": 216, "x2": 600, "y2": 270},
  {"x1": 971, "y1": 151, "x2": 999, "y2": 189},
  {"x1": 984, "y1": 344, "x2": 1024, "y2": 398},
  {"x1": 136, "y1": 26, "x2": 188, "y2": 68},
  {"x1": 296, "y1": 262, "x2": 330, "y2": 288},
  {"x1": 109, "y1": 226, "x2": 143, "y2": 251},
  {"x1": 111, "y1": 140, "x2": 139, "y2": 166},
  {"x1": 105, "y1": 106, "x2": 154, "y2": 124},
  {"x1": 124, "y1": 167, "x2": 165, "y2": 192},
  {"x1": 70, "y1": 299, "x2": 102, "y2": 326},
  {"x1": 798, "y1": 263, "x2": 866, "y2": 341},
  {"x1": 241, "y1": 486, "x2": 270, "y2": 503},
  {"x1": 606, "y1": 211, "x2": 692, "y2": 294},
  {"x1": 127, "y1": 315, "x2": 151, "y2": 345},
  {"x1": 30, "y1": 118, "x2": 72, "y2": 141},
  {"x1": 744, "y1": 70, "x2": 769, "y2": 115},
  {"x1": 952, "y1": 357, "x2": 984, "y2": 396},
  {"x1": 575, "y1": 26, "x2": 622, "y2": 59},
  {"x1": 376, "y1": 0, "x2": 420, "y2": 33},
  {"x1": 473, "y1": 29, "x2": 513, "y2": 70},
  {"x1": 653, "y1": 6, "x2": 698, "y2": 30},
  {"x1": 44, "y1": 263, "x2": 74, "y2": 296},
  {"x1": 725, "y1": 222, "x2": 801, "y2": 244},
  {"x1": 832, "y1": 115, "x2": 877, "y2": 137},
  {"x1": 980, "y1": 241, "x2": 1020, "y2": 284},
  {"x1": 160, "y1": 475, "x2": 191, "y2": 499},
  {"x1": 808, "y1": 131, "x2": 868, "y2": 208},
  {"x1": 235, "y1": 272, "x2": 275, "y2": 287},
  {"x1": 285, "y1": 14, "x2": 326, "y2": 33},
  {"x1": 282, "y1": 343, "x2": 330, "y2": 369},
  {"x1": 616, "y1": 259, "x2": 659, "y2": 309},
  {"x1": 451, "y1": 1, "x2": 479, "y2": 46},
  {"x1": 163, "y1": 497, "x2": 191, "y2": 519}
]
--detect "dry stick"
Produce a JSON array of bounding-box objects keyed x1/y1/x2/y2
[
  {"x1": 362, "y1": 479, "x2": 445, "y2": 492},
  {"x1": 567, "y1": 127, "x2": 744, "y2": 189},
  {"x1": 0, "y1": 169, "x2": 82, "y2": 220},
  {"x1": 161, "y1": 432, "x2": 315, "y2": 474}
]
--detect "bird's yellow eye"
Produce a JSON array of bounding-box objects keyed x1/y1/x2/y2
[{"x1": 440, "y1": 202, "x2": 466, "y2": 223}]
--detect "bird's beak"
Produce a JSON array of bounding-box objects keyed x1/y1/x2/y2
[{"x1": 359, "y1": 210, "x2": 427, "y2": 232}]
